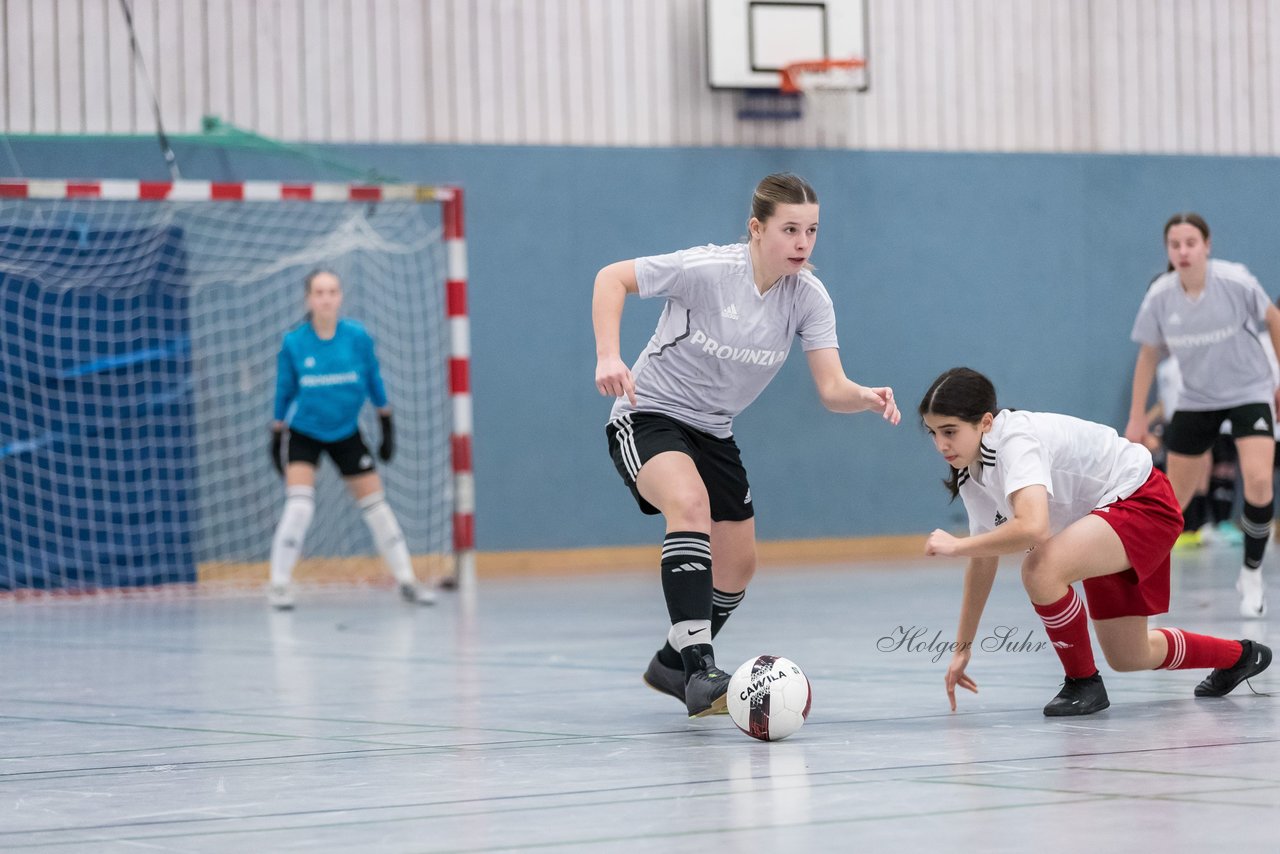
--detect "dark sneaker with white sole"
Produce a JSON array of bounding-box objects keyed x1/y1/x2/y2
[
  {"x1": 1043, "y1": 671, "x2": 1110, "y2": 716},
  {"x1": 1195, "y1": 640, "x2": 1272, "y2": 697}
]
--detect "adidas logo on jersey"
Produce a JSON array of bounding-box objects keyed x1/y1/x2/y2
[
  {"x1": 304, "y1": 357, "x2": 316, "y2": 367},
  {"x1": 721, "y1": 303, "x2": 740, "y2": 320},
  {"x1": 994, "y1": 511, "x2": 1008, "y2": 527},
  {"x1": 1168, "y1": 312, "x2": 1182, "y2": 325},
  {"x1": 743, "y1": 488, "x2": 752, "y2": 504},
  {"x1": 1255, "y1": 417, "x2": 1270, "y2": 431}
]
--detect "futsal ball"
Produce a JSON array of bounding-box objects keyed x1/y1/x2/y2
[{"x1": 727, "y1": 655, "x2": 812, "y2": 741}]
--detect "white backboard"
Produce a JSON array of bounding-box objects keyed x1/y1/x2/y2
[{"x1": 706, "y1": 0, "x2": 869, "y2": 90}]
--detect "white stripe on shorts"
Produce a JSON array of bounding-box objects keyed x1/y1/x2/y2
[{"x1": 613, "y1": 414, "x2": 642, "y2": 480}]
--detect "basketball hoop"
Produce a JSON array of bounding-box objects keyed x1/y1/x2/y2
[
  {"x1": 779, "y1": 58, "x2": 866, "y2": 140},
  {"x1": 778, "y1": 58, "x2": 866, "y2": 94}
]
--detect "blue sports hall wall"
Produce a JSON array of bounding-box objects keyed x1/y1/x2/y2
[{"x1": 5, "y1": 138, "x2": 1280, "y2": 552}]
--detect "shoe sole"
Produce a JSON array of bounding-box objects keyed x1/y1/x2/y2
[{"x1": 687, "y1": 693, "x2": 729, "y2": 719}]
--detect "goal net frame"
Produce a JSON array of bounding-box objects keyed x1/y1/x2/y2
[{"x1": 0, "y1": 178, "x2": 475, "y2": 594}]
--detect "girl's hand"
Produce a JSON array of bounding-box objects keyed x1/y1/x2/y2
[
  {"x1": 1123, "y1": 413, "x2": 1149, "y2": 445},
  {"x1": 864, "y1": 386, "x2": 900, "y2": 425},
  {"x1": 595, "y1": 356, "x2": 637, "y2": 406},
  {"x1": 925, "y1": 529, "x2": 962, "y2": 557},
  {"x1": 945, "y1": 648, "x2": 978, "y2": 711}
]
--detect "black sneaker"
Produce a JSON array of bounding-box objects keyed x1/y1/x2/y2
[
  {"x1": 681, "y1": 647, "x2": 730, "y2": 718},
  {"x1": 1195, "y1": 640, "x2": 1273, "y2": 697},
  {"x1": 1043, "y1": 672, "x2": 1110, "y2": 716},
  {"x1": 642, "y1": 652, "x2": 686, "y2": 703}
]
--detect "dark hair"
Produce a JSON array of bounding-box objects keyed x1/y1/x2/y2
[
  {"x1": 750, "y1": 173, "x2": 818, "y2": 224},
  {"x1": 1163, "y1": 213, "x2": 1210, "y2": 272},
  {"x1": 918, "y1": 367, "x2": 998, "y2": 499}
]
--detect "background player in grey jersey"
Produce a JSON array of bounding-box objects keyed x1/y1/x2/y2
[
  {"x1": 1124, "y1": 213, "x2": 1280, "y2": 618},
  {"x1": 593, "y1": 173, "x2": 900, "y2": 718}
]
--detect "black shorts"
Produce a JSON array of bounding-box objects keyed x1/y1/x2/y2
[
  {"x1": 1164, "y1": 403, "x2": 1274, "y2": 456},
  {"x1": 285, "y1": 429, "x2": 376, "y2": 477},
  {"x1": 605, "y1": 412, "x2": 753, "y2": 522}
]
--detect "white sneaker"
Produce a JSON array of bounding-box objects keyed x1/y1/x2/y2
[
  {"x1": 267, "y1": 583, "x2": 296, "y2": 610},
  {"x1": 399, "y1": 582, "x2": 437, "y2": 606},
  {"x1": 1237, "y1": 568, "x2": 1267, "y2": 618}
]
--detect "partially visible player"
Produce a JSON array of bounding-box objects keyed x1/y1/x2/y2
[
  {"x1": 1124, "y1": 213, "x2": 1280, "y2": 617},
  {"x1": 267, "y1": 269, "x2": 434, "y2": 609},
  {"x1": 921, "y1": 367, "x2": 1270, "y2": 717},
  {"x1": 594, "y1": 172, "x2": 899, "y2": 718}
]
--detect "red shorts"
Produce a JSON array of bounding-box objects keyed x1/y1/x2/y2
[{"x1": 1083, "y1": 468, "x2": 1182, "y2": 620}]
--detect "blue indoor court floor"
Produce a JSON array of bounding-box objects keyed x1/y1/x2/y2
[{"x1": 0, "y1": 547, "x2": 1276, "y2": 853}]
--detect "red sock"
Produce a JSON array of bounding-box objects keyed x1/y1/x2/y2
[
  {"x1": 1156, "y1": 629, "x2": 1243, "y2": 670},
  {"x1": 1033, "y1": 587, "x2": 1097, "y2": 678}
]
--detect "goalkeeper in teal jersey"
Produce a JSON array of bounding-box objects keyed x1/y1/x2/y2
[{"x1": 267, "y1": 269, "x2": 434, "y2": 609}]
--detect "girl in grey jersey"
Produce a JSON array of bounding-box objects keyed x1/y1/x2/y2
[
  {"x1": 593, "y1": 173, "x2": 899, "y2": 718},
  {"x1": 1124, "y1": 213, "x2": 1280, "y2": 618}
]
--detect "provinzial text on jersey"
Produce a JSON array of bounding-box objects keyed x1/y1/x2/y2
[
  {"x1": 1163, "y1": 326, "x2": 1238, "y2": 349},
  {"x1": 299, "y1": 371, "x2": 360, "y2": 387},
  {"x1": 690, "y1": 330, "x2": 786, "y2": 366}
]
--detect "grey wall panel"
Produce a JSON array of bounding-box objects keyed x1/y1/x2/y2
[{"x1": 6, "y1": 0, "x2": 1280, "y2": 154}]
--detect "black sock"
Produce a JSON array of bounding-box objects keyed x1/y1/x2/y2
[
  {"x1": 659, "y1": 531, "x2": 712, "y2": 668},
  {"x1": 660, "y1": 530, "x2": 712, "y2": 621},
  {"x1": 1183, "y1": 494, "x2": 1208, "y2": 531},
  {"x1": 711, "y1": 588, "x2": 745, "y2": 637},
  {"x1": 1241, "y1": 499, "x2": 1273, "y2": 569},
  {"x1": 1209, "y1": 477, "x2": 1235, "y2": 525}
]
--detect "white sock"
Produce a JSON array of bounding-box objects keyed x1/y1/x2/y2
[
  {"x1": 359, "y1": 492, "x2": 416, "y2": 585},
  {"x1": 269, "y1": 486, "x2": 315, "y2": 586},
  {"x1": 667, "y1": 620, "x2": 713, "y2": 651}
]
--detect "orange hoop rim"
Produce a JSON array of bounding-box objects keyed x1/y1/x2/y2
[{"x1": 778, "y1": 58, "x2": 866, "y2": 94}]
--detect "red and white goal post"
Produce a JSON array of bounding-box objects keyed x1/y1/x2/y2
[{"x1": 0, "y1": 179, "x2": 473, "y2": 593}]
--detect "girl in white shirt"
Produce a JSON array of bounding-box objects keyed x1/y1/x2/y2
[{"x1": 921, "y1": 367, "x2": 1269, "y2": 717}]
